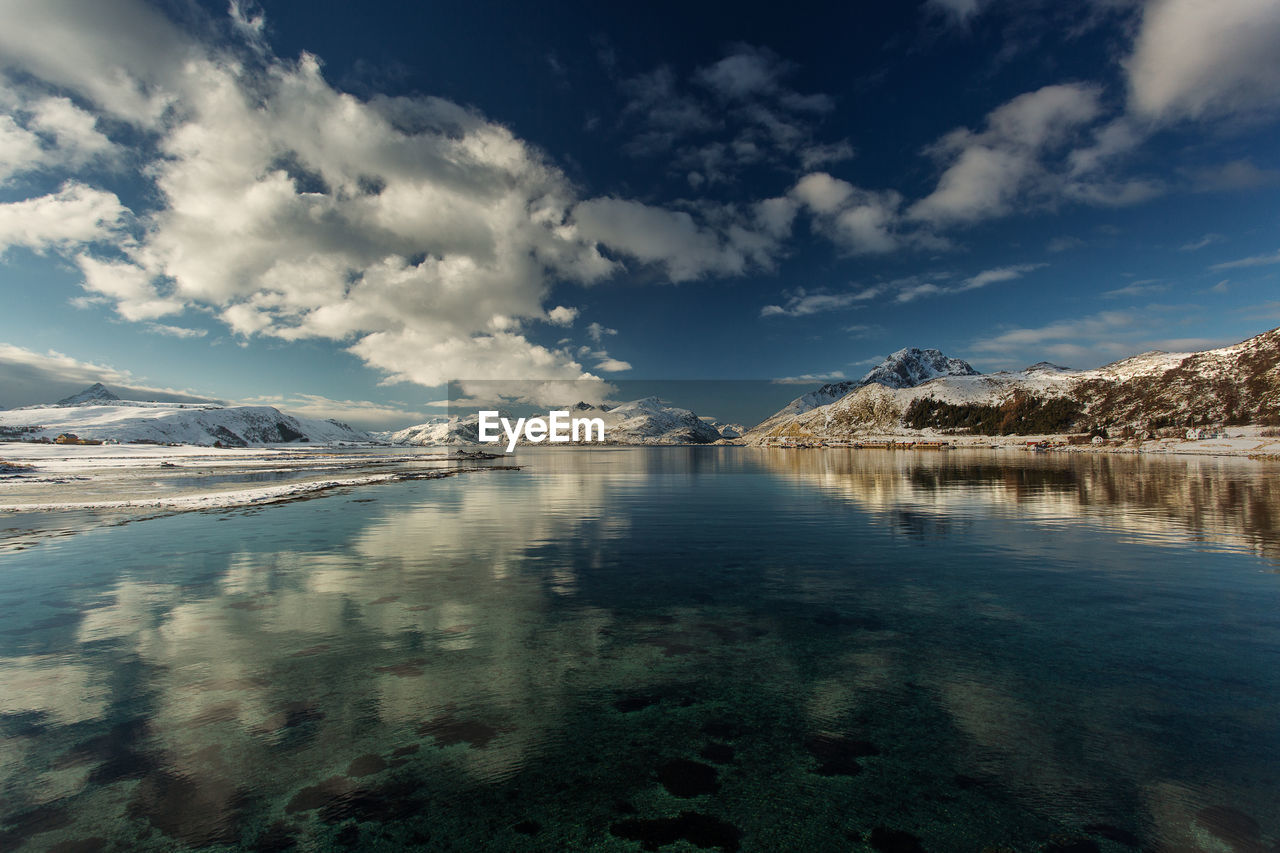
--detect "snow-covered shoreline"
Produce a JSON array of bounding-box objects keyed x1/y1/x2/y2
[{"x1": 0, "y1": 442, "x2": 514, "y2": 518}]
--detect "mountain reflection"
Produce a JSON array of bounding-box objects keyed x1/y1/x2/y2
[{"x1": 745, "y1": 447, "x2": 1280, "y2": 562}]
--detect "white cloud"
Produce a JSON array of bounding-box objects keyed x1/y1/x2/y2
[
  {"x1": 772, "y1": 370, "x2": 847, "y2": 384},
  {"x1": 586, "y1": 322, "x2": 617, "y2": 343},
  {"x1": 972, "y1": 310, "x2": 1136, "y2": 352},
  {"x1": 909, "y1": 84, "x2": 1103, "y2": 225},
  {"x1": 1179, "y1": 234, "x2": 1222, "y2": 252},
  {"x1": 0, "y1": 182, "x2": 125, "y2": 253},
  {"x1": 594, "y1": 357, "x2": 631, "y2": 373},
  {"x1": 965, "y1": 308, "x2": 1208, "y2": 367},
  {"x1": 571, "y1": 197, "x2": 789, "y2": 280},
  {"x1": 894, "y1": 283, "x2": 946, "y2": 304},
  {"x1": 146, "y1": 323, "x2": 207, "y2": 338},
  {"x1": 76, "y1": 255, "x2": 184, "y2": 321},
  {"x1": 761, "y1": 286, "x2": 879, "y2": 318},
  {"x1": 1102, "y1": 280, "x2": 1167, "y2": 299},
  {"x1": 3, "y1": 2, "x2": 751, "y2": 386},
  {"x1": 1126, "y1": 0, "x2": 1280, "y2": 122},
  {"x1": 0, "y1": 94, "x2": 121, "y2": 182},
  {"x1": 961, "y1": 263, "x2": 1046, "y2": 291},
  {"x1": 546, "y1": 305, "x2": 579, "y2": 326},
  {"x1": 791, "y1": 172, "x2": 907, "y2": 254},
  {"x1": 1210, "y1": 250, "x2": 1280, "y2": 271}
]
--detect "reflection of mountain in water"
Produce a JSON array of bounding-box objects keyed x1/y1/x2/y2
[{"x1": 749, "y1": 448, "x2": 1280, "y2": 563}]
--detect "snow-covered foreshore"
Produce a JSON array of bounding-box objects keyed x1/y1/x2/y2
[{"x1": 0, "y1": 442, "x2": 513, "y2": 520}]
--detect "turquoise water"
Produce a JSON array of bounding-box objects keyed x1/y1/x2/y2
[{"x1": 1, "y1": 448, "x2": 1278, "y2": 852}]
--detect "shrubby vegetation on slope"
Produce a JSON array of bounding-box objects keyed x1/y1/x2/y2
[{"x1": 903, "y1": 391, "x2": 1083, "y2": 435}]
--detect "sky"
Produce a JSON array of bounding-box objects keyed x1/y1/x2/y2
[{"x1": 1, "y1": 0, "x2": 1279, "y2": 429}]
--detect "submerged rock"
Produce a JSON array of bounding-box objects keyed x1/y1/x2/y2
[
  {"x1": 869, "y1": 826, "x2": 926, "y2": 852},
  {"x1": 805, "y1": 732, "x2": 880, "y2": 776},
  {"x1": 610, "y1": 811, "x2": 743, "y2": 852},
  {"x1": 657, "y1": 759, "x2": 720, "y2": 797}
]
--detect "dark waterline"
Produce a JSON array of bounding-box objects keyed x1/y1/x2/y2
[{"x1": 1, "y1": 448, "x2": 1278, "y2": 852}]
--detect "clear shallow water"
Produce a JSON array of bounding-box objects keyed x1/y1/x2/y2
[{"x1": 1, "y1": 448, "x2": 1278, "y2": 852}]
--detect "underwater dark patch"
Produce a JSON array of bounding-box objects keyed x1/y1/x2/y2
[
  {"x1": 657, "y1": 759, "x2": 720, "y2": 798},
  {"x1": 610, "y1": 811, "x2": 743, "y2": 852},
  {"x1": 417, "y1": 713, "x2": 500, "y2": 747},
  {"x1": 805, "y1": 732, "x2": 879, "y2": 776},
  {"x1": 868, "y1": 826, "x2": 926, "y2": 852}
]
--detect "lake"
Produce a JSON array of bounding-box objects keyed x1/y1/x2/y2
[{"x1": 2, "y1": 447, "x2": 1278, "y2": 852}]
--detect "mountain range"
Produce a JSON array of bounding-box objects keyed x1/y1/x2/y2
[
  {"x1": 5, "y1": 328, "x2": 1277, "y2": 449},
  {"x1": 0, "y1": 386, "x2": 370, "y2": 446},
  {"x1": 745, "y1": 327, "x2": 1280, "y2": 442},
  {"x1": 376, "y1": 398, "x2": 730, "y2": 446}
]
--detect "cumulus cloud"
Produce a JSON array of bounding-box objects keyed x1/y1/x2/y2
[
  {"x1": 572, "y1": 196, "x2": 792, "y2": 281},
  {"x1": 791, "y1": 172, "x2": 909, "y2": 254},
  {"x1": 1, "y1": 6, "x2": 836, "y2": 386},
  {"x1": 0, "y1": 182, "x2": 126, "y2": 253},
  {"x1": 1125, "y1": 0, "x2": 1280, "y2": 122},
  {"x1": 909, "y1": 84, "x2": 1104, "y2": 225},
  {"x1": 0, "y1": 2, "x2": 712, "y2": 386},
  {"x1": 0, "y1": 342, "x2": 220, "y2": 408},
  {"x1": 545, "y1": 305, "x2": 579, "y2": 326},
  {"x1": 0, "y1": 94, "x2": 121, "y2": 181}
]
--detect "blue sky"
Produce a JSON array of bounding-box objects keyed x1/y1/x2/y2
[{"x1": 1, "y1": 0, "x2": 1278, "y2": 428}]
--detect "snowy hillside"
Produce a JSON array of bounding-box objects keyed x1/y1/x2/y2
[
  {"x1": 751, "y1": 348, "x2": 980, "y2": 437},
  {"x1": 0, "y1": 385, "x2": 370, "y2": 446},
  {"x1": 745, "y1": 328, "x2": 1280, "y2": 441}
]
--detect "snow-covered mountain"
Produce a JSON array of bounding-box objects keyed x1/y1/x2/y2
[
  {"x1": 373, "y1": 417, "x2": 451, "y2": 446},
  {"x1": 857, "y1": 347, "x2": 979, "y2": 389},
  {"x1": 379, "y1": 398, "x2": 723, "y2": 446},
  {"x1": 373, "y1": 412, "x2": 507, "y2": 446},
  {"x1": 55, "y1": 382, "x2": 120, "y2": 406},
  {"x1": 745, "y1": 328, "x2": 1280, "y2": 441},
  {"x1": 600, "y1": 397, "x2": 723, "y2": 444},
  {"x1": 706, "y1": 420, "x2": 746, "y2": 439},
  {"x1": 751, "y1": 349, "x2": 979, "y2": 437},
  {"x1": 1, "y1": 385, "x2": 370, "y2": 446}
]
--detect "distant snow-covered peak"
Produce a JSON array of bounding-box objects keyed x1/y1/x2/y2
[
  {"x1": 56, "y1": 382, "x2": 121, "y2": 406},
  {"x1": 858, "y1": 348, "x2": 979, "y2": 389}
]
